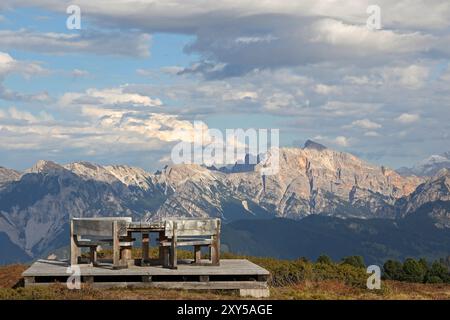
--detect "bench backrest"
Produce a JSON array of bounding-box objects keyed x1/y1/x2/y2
[
  {"x1": 72, "y1": 217, "x2": 131, "y2": 237},
  {"x1": 164, "y1": 218, "x2": 220, "y2": 237}
]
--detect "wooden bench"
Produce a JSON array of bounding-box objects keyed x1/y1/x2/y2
[
  {"x1": 70, "y1": 217, "x2": 133, "y2": 269},
  {"x1": 159, "y1": 218, "x2": 221, "y2": 269}
]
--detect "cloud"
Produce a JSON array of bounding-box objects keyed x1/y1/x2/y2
[
  {"x1": 71, "y1": 69, "x2": 89, "y2": 78},
  {"x1": 0, "y1": 51, "x2": 45, "y2": 79},
  {"x1": 0, "y1": 51, "x2": 49, "y2": 102},
  {"x1": 0, "y1": 1, "x2": 449, "y2": 170},
  {"x1": 0, "y1": 106, "x2": 53, "y2": 123},
  {"x1": 314, "y1": 84, "x2": 341, "y2": 95},
  {"x1": 364, "y1": 131, "x2": 380, "y2": 137},
  {"x1": 310, "y1": 19, "x2": 434, "y2": 54},
  {"x1": 0, "y1": 29, "x2": 151, "y2": 57},
  {"x1": 60, "y1": 86, "x2": 163, "y2": 108},
  {"x1": 350, "y1": 119, "x2": 382, "y2": 130},
  {"x1": 2, "y1": 1, "x2": 447, "y2": 77},
  {"x1": 381, "y1": 65, "x2": 430, "y2": 89},
  {"x1": 0, "y1": 89, "x2": 208, "y2": 155},
  {"x1": 396, "y1": 113, "x2": 420, "y2": 124},
  {"x1": 334, "y1": 136, "x2": 350, "y2": 147}
]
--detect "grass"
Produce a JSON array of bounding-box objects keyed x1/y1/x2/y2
[{"x1": 0, "y1": 251, "x2": 449, "y2": 300}]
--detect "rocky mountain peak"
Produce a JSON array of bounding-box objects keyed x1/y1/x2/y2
[
  {"x1": 303, "y1": 140, "x2": 327, "y2": 151},
  {"x1": 63, "y1": 161, "x2": 114, "y2": 182},
  {"x1": 0, "y1": 166, "x2": 21, "y2": 185},
  {"x1": 397, "y1": 151, "x2": 450, "y2": 177},
  {"x1": 104, "y1": 164, "x2": 153, "y2": 189},
  {"x1": 27, "y1": 160, "x2": 64, "y2": 174}
]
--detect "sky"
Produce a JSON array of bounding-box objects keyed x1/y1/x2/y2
[{"x1": 0, "y1": 0, "x2": 449, "y2": 172}]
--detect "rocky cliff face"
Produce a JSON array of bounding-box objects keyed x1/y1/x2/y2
[
  {"x1": 399, "y1": 169, "x2": 450, "y2": 216},
  {"x1": 222, "y1": 146, "x2": 422, "y2": 219},
  {"x1": 1, "y1": 143, "x2": 447, "y2": 261}
]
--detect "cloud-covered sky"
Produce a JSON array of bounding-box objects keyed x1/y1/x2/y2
[{"x1": 0, "y1": 0, "x2": 449, "y2": 171}]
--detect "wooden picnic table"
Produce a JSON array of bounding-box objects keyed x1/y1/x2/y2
[
  {"x1": 71, "y1": 218, "x2": 220, "y2": 269},
  {"x1": 126, "y1": 221, "x2": 166, "y2": 265}
]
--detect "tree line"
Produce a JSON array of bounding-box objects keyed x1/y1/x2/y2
[{"x1": 316, "y1": 254, "x2": 450, "y2": 284}]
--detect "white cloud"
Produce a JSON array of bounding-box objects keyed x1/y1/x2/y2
[
  {"x1": 381, "y1": 65, "x2": 430, "y2": 89},
  {"x1": 310, "y1": 19, "x2": 434, "y2": 54},
  {"x1": 351, "y1": 119, "x2": 382, "y2": 130},
  {"x1": 314, "y1": 84, "x2": 340, "y2": 95},
  {"x1": 0, "y1": 51, "x2": 45, "y2": 78},
  {"x1": 396, "y1": 113, "x2": 420, "y2": 124},
  {"x1": 0, "y1": 51, "x2": 49, "y2": 102},
  {"x1": 321, "y1": 101, "x2": 381, "y2": 117},
  {"x1": 334, "y1": 136, "x2": 350, "y2": 147},
  {"x1": 0, "y1": 107, "x2": 53, "y2": 123},
  {"x1": 223, "y1": 91, "x2": 258, "y2": 101},
  {"x1": 61, "y1": 86, "x2": 163, "y2": 108},
  {"x1": 264, "y1": 92, "x2": 295, "y2": 112},
  {"x1": 364, "y1": 131, "x2": 380, "y2": 137}
]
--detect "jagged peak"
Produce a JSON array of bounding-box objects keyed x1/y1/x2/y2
[
  {"x1": 27, "y1": 160, "x2": 64, "y2": 174},
  {"x1": 0, "y1": 166, "x2": 21, "y2": 183},
  {"x1": 303, "y1": 140, "x2": 327, "y2": 151}
]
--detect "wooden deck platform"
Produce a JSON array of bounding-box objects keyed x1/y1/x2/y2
[{"x1": 22, "y1": 259, "x2": 270, "y2": 298}]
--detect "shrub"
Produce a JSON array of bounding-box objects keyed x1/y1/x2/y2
[
  {"x1": 341, "y1": 256, "x2": 365, "y2": 269},
  {"x1": 316, "y1": 255, "x2": 333, "y2": 265},
  {"x1": 425, "y1": 261, "x2": 450, "y2": 283},
  {"x1": 383, "y1": 260, "x2": 403, "y2": 280},
  {"x1": 402, "y1": 258, "x2": 427, "y2": 283}
]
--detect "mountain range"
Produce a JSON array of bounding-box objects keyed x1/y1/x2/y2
[
  {"x1": 0, "y1": 141, "x2": 449, "y2": 264},
  {"x1": 397, "y1": 152, "x2": 450, "y2": 177}
]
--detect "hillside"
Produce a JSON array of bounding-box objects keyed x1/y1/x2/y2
[{"x1": 222, "y1": 202, "x2": 450, "y2": 265}]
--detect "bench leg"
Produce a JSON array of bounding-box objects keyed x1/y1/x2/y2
[
  {"x1": 89, "y1": 246, "x2": 98, "y2": 266},
  {"x1": 70, "y1": 220, "x2": 80, "y2": 266},
  {"x1": 170, "y1": 222, "x2": 177, "y2": 269},
  {"x1": 162, "y1": 246, "x2": 170, "y2": 268},
  {"x1": 194, "y1": 245, "x2": 202, "y2": 264},
  {"x1": 210, "y1": 234, "x2": 220, "y2": 266},
  {"x1": 170, "y1": 246, "x2": 177, "y2": 269},
  {"x1": 112, "y1": 221, "x2": 121, "y2": 269}
]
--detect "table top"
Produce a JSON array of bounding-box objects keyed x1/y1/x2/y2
[{"x1": 127, "y1": 221, "x2": 165, "y2": 232}]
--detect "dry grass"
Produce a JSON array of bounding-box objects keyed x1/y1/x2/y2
[
  {"x1": 0, "y1": 279, "x2": 448, "y2": 300},
  {"x1": 270, "y1": 280, "x2": 450, "y2": 300},
  {"x1": 0, "y1": 284, "x2": 241, "y2": 300},
  {"x1": 0, "y1": 264, "x2": 28, "y2": 288}
]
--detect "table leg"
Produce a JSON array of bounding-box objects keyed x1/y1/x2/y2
[
  {"x1": 112, "y1": 221, "x2": 121, "y2": 269},
  {"x1": 158, "y1": 231, "x2": 165, "y2": 265},
  {"x1": 142, "y1": 232, "x2": 150, "y2": 265},
  {"x1": 120, "y1": 231, "x2": 133, "y2": 267}
]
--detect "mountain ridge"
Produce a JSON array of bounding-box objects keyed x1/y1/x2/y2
[
  {"x1": 0, "y1": 144, "x2": 448, "y2": 263},
  {"x1": 398, "y1": 152, "x2": 450, "y2": 177}
]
